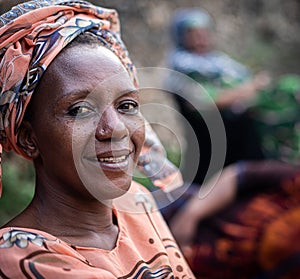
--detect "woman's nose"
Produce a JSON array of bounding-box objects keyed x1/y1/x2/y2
[{"x1": 95, "y1": 108, "x2": 128, "y2": 141}]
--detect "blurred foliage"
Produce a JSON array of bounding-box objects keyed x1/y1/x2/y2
[
  {"x1": 252, "y1": 74, "x2": 300, "y2": 164},
  {"x1": 0, "y1": 152, "x2": 34, "y2": 226}
]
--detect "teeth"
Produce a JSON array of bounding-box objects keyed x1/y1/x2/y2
[{"x1": 98, "y1": 155, "x2": 127, "y2": 163}]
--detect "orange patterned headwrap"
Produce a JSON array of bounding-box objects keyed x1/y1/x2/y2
[{"x1": 0, "y1": 0, "x2": 182, "y2": 196}]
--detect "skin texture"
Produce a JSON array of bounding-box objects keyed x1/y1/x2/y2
[{"x1": 7, "y1": 45, "x2": 145, "y2": 250}]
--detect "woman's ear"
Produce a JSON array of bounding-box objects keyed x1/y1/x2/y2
[{"x1": 17, "y1": 121, "x2": 39, "y2": 159}]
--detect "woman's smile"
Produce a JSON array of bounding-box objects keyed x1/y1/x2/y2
[{"x1": 84, "y1": 149, "x2": 135, "y2": 172}]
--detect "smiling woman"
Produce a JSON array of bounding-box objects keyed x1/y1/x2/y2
[
  {"x1": 0, "y1": 1, "x2": 193, "y2": 278},
  {"x1": 24, "y1": 44, "x2": 143, "y2": 202}
]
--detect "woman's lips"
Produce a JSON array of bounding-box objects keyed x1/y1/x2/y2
[{"x1": 84, "y1": 150, "x2": 134, "y2": 172}]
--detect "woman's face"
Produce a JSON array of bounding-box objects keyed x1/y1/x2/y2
[{"x1": 27, "y1": 45, "x2": 145, "y2": 201}]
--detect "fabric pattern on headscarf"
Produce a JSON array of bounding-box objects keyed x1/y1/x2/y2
[{"x1": 0, "y1": 0, "x2": 182, "y2": 195}]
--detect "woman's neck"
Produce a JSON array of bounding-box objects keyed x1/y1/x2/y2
[{"x1": 5, "y1": 179, "x2": 119, "y2": 250}]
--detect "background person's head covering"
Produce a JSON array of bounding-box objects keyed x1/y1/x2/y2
[
  {"x1": 0, "y1": 0, "x2": 182, "y2": 195},
  {"x1": 170, "y1": 8, "x2": 214, "y2": 49}
]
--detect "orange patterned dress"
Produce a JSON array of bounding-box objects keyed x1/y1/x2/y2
[{"x1": 0, "y1": 182, "x2": 195, "y2": 279}]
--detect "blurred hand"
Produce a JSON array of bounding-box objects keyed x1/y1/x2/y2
[
  {"x1": 228, "y1": 71, "x2": 272, "y2": 111},
  {"x1": 215, "y1": 71, "x2": 272, "y2": 109},
  {"x1": 253, "y1": 71, "x2": 272, "y2": 90},
  {"x1": 237, "y1": 71, "x2": 271, "y2": 102}
]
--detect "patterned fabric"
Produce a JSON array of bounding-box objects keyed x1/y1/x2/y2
[
  {"x1": 162, "y1": 162, "x2": 300, "y2": 279},
  {"x1": 0, "y1": 0, "x2": 183, "y2": 195},
  {"x1": 0, "y1": 182, "x2": 195, "y2": 279},
  {"x1": 189, "y1": 177, "x2": 300, "y2": 278},
  {"x1": 137, "y1": 122, "x2": 183, "y2": 191}
]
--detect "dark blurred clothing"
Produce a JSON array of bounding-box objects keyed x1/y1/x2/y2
[
  {"x1": 174, "y1": 94, "x2": 265, "y2": 184},
  {"x1": 160, "y1": 161, "x2": 300, "y2": 279}
]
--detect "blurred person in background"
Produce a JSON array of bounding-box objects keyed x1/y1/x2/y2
[{"x1": 166, "y1": 7, "x2": 271, "y2": 185}]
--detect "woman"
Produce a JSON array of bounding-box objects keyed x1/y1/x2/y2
[{"x1": 0, "y1": 1, "x2": 193, "y2": 278}]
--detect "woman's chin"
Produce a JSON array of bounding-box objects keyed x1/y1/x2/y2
[
  {"x1": 75, "y1": 157, "x2": 135, "y2": 202},
  {"x1": 81, "y1": 174, "x2": 133, "y2": 203}
]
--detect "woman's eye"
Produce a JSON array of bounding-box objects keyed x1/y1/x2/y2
[
  {"x1": 68, "y1": 105, "x2": 94, "y2": 117},
  {"x1": 118, "y1": 101, "x2": 139, "y2": 114}
]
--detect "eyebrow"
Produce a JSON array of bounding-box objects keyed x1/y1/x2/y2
[
  {"x1": 53, "y1": 89, "x2": 90, "y2": 106},
  {"x1": 54, "y1": 88, "x2": 139, "y2": 105},
  {"x1": 114, "y1": 89, "x2": 139, "y2": 98}
]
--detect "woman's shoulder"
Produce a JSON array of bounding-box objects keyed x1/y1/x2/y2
[
  {"x1": 0, "y1": 227, "x2": 114, "y2": 278},
  {"x1": 0, "y1": 227, "x2": 55, "y2": 277},
  {"x1": 0, "y1": 226, "x2": 57, "y2": 249}
]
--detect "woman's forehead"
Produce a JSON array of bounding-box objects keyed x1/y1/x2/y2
[
  {"x1": 53, "y1": 45, "x2": 126, "y2": 76},
  {"x1": 36, "y1": 45, "x2": 136, "y2": 103}
]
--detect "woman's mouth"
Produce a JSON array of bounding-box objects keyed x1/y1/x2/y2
[
  {"x1": 98, "y1": 155, "x2": 127, "y2": 163},
  {"x1": 84, "y1": 150, "x2": 134, "y2": 172}
]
